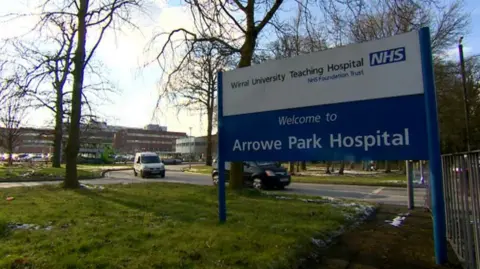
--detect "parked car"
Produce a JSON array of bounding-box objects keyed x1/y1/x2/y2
[
  {"x1": 161, "y1": 158, "x2": 182, "y2": 165},
  {"x1": 133, "y1": 152, "x2": 166, "y2": 178},
  {"x1": 77, "y1": 156, "x2": 104, "y2": 164},
  {"x1": 30, "y1": 154, "x2": 45, "y2": 162},
  {"x1": 114, "y1": 155, "x2": 131, "y2": 164},
  {"x1": 211, "y1": 161, "x2": 290, "y2": 190},
  {"x1": 16, "y1": 153, "x2": 30, "y2": 162}
]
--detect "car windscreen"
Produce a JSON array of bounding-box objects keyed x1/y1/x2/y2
[{"x1": 141, "y1": 155, "x2": 161, "y2": 164}]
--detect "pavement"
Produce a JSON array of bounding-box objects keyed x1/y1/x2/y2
[{"x1": 0, "y1": 167, "x2": 428, "y2": 206}]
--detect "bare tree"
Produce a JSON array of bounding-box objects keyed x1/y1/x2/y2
[
  {"x1": 269, "y1": 7, "x2": 328, "y2": 60},
  {"x1": 436, "y1": 55, "x2": 480, "y2": 153},
  {"x1": 149, "y1": 0, "x2": 313, "y2": 189},
  {"x1": 7, "y1": 14, "x2": 114, "y2": 169},
  {"x1": 346, "y1": 0, "x2": 469, "y2": 55},
  {"x1": 148, "y1": 0, "x2": 450, "y2": 189},
  {"x1": 342, "y1": 0, "x2": 469, "y2": 167},
  {"x1": 5, "y1": 16, "x2": 77, "y2": 168},
  {"x1": 13, "y1": 0, "x2": 147, "y2": 188},
  {"x1": 268, "y1": 8, "x2": 327, "y2": 173},
  {"x1": 0, "y1": 97, "x2": 28, "y2": 165},
  {"x1": 349, "y1": 1, "x2": 469, "y2": 165},
  {"x1": 162, "y1": 43, "x2": 231, "y2": 166}
]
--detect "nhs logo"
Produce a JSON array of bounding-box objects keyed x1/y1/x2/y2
[{"x1": 369, "y1": 47, "x2": 406, "y2": 66}]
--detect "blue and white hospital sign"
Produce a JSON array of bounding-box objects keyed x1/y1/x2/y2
[{"x1": 219, "y1": 30, "x2": 432, "y2": 161}]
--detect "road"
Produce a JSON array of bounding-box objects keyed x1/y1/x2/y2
[
  {"x1": 0, "y1": 167, "x2": 427, "y2": 206},
  {"x1": 109, "y1": 170, "x2": 427, "y2": 206}
]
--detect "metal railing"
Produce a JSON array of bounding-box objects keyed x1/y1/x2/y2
[{"x1": 441, "y1": 151, "x2": 480, "y2": 269}]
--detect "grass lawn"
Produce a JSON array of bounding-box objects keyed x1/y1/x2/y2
[
  {"x1": 77, "y1": 163, "x2": 132, "y2": 169},
  {"x1": 293, "y1": 175, "x2": 406, "y2": 187},
  {"x1": 185, "y1": 166, "x2": 407, "y2": 187},
  {"x1": 0, "y1": 183, "x2": 371, "y2": 269},
  {"x1": 77, "y1": 164, "x2": 132, "y2": 171},
  {"x1": 0, "y1": 166, "x2": 102, "y2": 181},
  {"x1": 184, "y1": 165, "x2": 213, "y2": 174}
]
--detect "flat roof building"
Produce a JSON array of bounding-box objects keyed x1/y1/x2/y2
[
  {"x1": 0, "y1": 123, "x2": 186, "y2": 156},
  {"x1": 113, "y1": 128, "x2": 186, "y2": 153},
  {"x1": 175, "y1": 134, "x2": 217, "y2": 159}
]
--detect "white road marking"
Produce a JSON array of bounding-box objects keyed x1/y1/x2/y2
[{"x1": 371, "y1": 187, "x2": 385, "y2": 195}]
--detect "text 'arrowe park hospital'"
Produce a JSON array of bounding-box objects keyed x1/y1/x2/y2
[{"x1": 232, "y1": 129, "x2": 410, "y2": 152}]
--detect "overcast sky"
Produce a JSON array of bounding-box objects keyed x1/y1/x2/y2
[{"x1": 1, "y1": 0, "x2": 479, "y2": 137}]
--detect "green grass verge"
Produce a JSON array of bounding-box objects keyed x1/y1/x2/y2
[
  {"x1": 184, "y1": 166, "x2": 406, "y2": 187},
  {"x1": 76, "y1": 164, "x2": 132, "y2": 171},
  {"x1": 77, "y1": 163, "x2": 132, "y2": 168},
  {"x1": 292, "y1": 175, "x2": 406, "y2": 187},
  {"x1": 184, "y1": 165, "x2": 213, "y2": 174},
  {"x1": 0, "y1": 183, "x2": 370, "y2": 269},
  {"x1": 0, "y1": 167, "x2": 102, "y2": 182}
]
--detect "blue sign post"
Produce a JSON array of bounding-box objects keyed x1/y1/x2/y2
[
  {"x1": 217, "y1": 71, "x2": 227, "y2": 223},
  {"x1": 419, "y1": 27, "x2": 447, "y2": 264},
  {"x1": 216, "y1": 27, "x2": 447, "y2": 263}
]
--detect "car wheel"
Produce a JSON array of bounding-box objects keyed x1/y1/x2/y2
[
  {"x1": 212, "y1": 173, "x2": 219, "y2": 186},
  {"x1": 140, "y1": 170, "x2": 146, "y2": 178},
  {"x1": 133, "y1": 170, "x2": 138, "y2": 177},
  {"x1": 160, "y1": 172, "x2": 165, "y2": 178},
  {"x1": 277, "y1": 185, "x2": 285, "y2": 190},
  {"x1": 253, "y1": 178, "x2": 264, "y2": 190}
]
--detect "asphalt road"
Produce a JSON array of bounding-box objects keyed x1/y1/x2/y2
[
  {"x1": 0, "y1": 168, "x2": 427, "y2": 206},
  {"x1": 113, "y1": 170, "x2": 428, "y2": 206}
]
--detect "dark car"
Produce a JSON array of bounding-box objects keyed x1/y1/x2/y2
[
  {"x1": 161, "y1": 158, "x2": 183, "y2": 165},
  {"x1": 211, "y1": 161, "x2": 291, "y2": 190}
]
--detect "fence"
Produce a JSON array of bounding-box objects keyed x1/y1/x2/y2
[{"x1": 441, "y1": 151, "x2": 480, "y2": 269}]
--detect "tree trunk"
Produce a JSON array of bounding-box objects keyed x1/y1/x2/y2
[
  {"x1": 288, "y1": 162, "x2": 295, "y2": 174},
  {"x1": 229, "y1": 17, "x2": 256, "y2": 190},
  {"x1": 385, "y1": 160, "x2": 391, "y2": 173},
  {"x1": 64, "y1": 0, "x2": 87, "y2": 189},
  {"x1": 205, "y1": 52, "x2": 214, "y2": 167},
  {"x1": 301, "y1": 161, "x2": 306, "y2": 170},
  {"x1": 205, "y1": 106, "x2": 213, "y2": 166},
  {"x1": 7, "y1": 152, "x2": 12, "y2": 166},
  {"x1": 399, "y1": 160, "x2": 406, "y2": 174},
  {"x1": 7, "y1": 139, "x2": 13, "y2": 166},
  {"x1": 52, "y1": 90, "x2": 63, "y2": 168},
  {"x1": 296, "y1": 161, "x2": 300, "y2": 173},
  {"x1": 338, "y1": 161, "x2": 345, "y2": 175},
  {"x1": 325, "y1": 161, "x2": 332, "y2": 174},
  {"x1": 349, "y1": 161, "x2": 355, "y2": 170}
]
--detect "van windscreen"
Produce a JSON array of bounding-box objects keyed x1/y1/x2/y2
[{"x1": 141, "y1": 155, "x2": 161, "y2": 164}]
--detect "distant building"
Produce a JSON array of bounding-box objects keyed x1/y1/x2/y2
[
  {"x1": 77, "y1": 122, "x2": 116, "y2": 156},
  {"x1": 0, "y1": 122, "x2": 187, "y2": 155},
  {"x1": 14, "y1": 128, "x2": 54, "y2": 154},
  {"x1": 144, "y1": 124, "x2": 167, "y2": 131},
  {"x1": 113, "y1": 127, "x2": 186, "y2": 153},
  {"x1": 175, "y1": 134, "x2": 217, "y2": 159}
]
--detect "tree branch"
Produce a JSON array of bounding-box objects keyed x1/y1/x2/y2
[{"x1": 255, "y1": 0, "x2": 284, "y2": 34}]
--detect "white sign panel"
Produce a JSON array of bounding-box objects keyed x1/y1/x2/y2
[{"x1": 223, "y1": 31, "x2": 423, "y2": 116}]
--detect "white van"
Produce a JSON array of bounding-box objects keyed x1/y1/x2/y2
[{"x1": 133, "y1": 152, "x2": 166, "y2": 178}]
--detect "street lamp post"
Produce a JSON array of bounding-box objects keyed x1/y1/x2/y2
[
  {"x1": 459, "y1": 37, "x2": 471, "y2": 152},
  {"x1": 189, "y1": 127, "x2": 192, "y2": 169}
]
